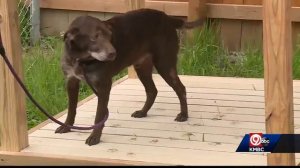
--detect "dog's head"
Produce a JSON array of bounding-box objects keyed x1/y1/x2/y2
[{"x1": 64, "y1": 16, "x2": 116, "y2": 62}]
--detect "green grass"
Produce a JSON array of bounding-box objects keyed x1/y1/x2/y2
[
  {"x1": 178, "y1": 22, "x2": 300, "y2": 79},
  {"x1": 23, "y1": 37, "x2": 126, "y2": 129},
  {"x1": 293, "y1": 44, "x2": 300, "y2": 79}
]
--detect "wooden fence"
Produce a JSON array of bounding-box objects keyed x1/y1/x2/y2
[{"x1": 38, "y1": 0, "x2": 300, "y2": 51}]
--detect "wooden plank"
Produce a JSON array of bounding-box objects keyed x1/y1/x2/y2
[
  {"x1": 0, "y1": 0, "x2": 28, "y2": 152},
  {"x1": 78, "y1": 99, "x2": 273, "y2": 117},
  {"x1": 135, "y1": 74, "x2": 266, "y2": 85},
  {"x1": 109, "y1": 89, "x2": 300, "y2": 107},
  {"x1": 43, "y1": 120, "x2": 205, "y2": 142},
  {"x1": 40, "y1": 9, "x2": 69, "y2": 36},
  {"x1": 48, "y1": 112, "x2": 265, "y2": 134},
  {"x1": 0, "y1": 151, "x2": 155, "y2": 166},
  {"x1": 186, "y1": 0, "x2": 206, "y2": 43},
  {"x1": 121, "y1": 81, "x2": 257, "y2": 91},
  {"x1": 48, "y1": 109, "x2": 266, "y2": 131},
  {"x1": 53, "y1": 103, "x2": 267, "y2": 131},
  {"x1": 87, "y1": 90, "x2": 300, "y2": 115},
  {"x1": 241, "y1": 20, "x2": 263, "y2": 50},
  {"x1": 77, "y1": 100, "x2": 300, "y2": 118},
  {"x1": 122, "y1": 75, "x2": 300, "y2": 91},
  {"x1": 87, "y1": 12, "x2": 106, "y2": 21},
  {"x1": 45, "y1": 112, "x2": 265, "y2": 134},
  {"x1": 244, "y1": 0, "x2": 262, "y2": 5},
  {"x1": 68, "y1": 11, "x2": 88, "y2": 25},
  {"x1": 38, "y1": 0, "x2": 300, "y2": 21},
  {"x1": 62, "y1": 112, "x2": 266, "y2": 130},
  {"x1": 219, "y1": 0, "x2": 243, "y2": 52},
  {"x1": 29, "y1": 129, "x2": 244, "y2": 154},
  {"x1": 88, "y1": 93, "x2": 300, "y2": 115},
  {"x1": 263, "y1": 0, "x2": 295, "y2": 166},
  {"x1": 101, "y1": 94, "x2": 266, "y2": 109},
  {"x1": 23, "y1": 137, "x2": 267, "y2": 165},
  {"x1": 103, "y1": 101, "x2": 300, "y2": 119},
  {"x1": 150, "y1": 74, "x2": 300, "y2": 85},
  {"x1": 111, "y1": 89, "x2": 266, "y2": 102},
  {"x1": 78, "y1": 92, "x2": 300, "y2": 116},
  {"x1": 40, "y1": 0, "x2": 128, "y2": 13},
  {"x1": 292, "y1": 22, "x2": 300, "y2": 51},
  {"x1": 113, "y1": 84, "x2": 265, "y2": 97},
  {"x1": 293, "y1": 0, "x2": 300, "y2": 7},
  {"x1": 207, "y1": 0, "x2": 223, "y2": 3},
  {"x1": 126, "y1": 0, "x2": 145, "y2": 11},
  {"x1": 145, "y1": 0, "x2": 188, "y2": 16},
  {"x1": 120, "y1": 80, "x2": 258, "y2": 91},
  {"x1": 118, "y1": 81, "x2": 300, "y2": 95},
  {"x1": 34, "y1": 124, "x2": 243, "y2": 145},
  {"x1": 111, "y1": 90, "x2": 264, "y2": 102},
  {"x1": 43, "y1": 119, "x2": 265, "y2": 141},
  {"x1": 127, "y1": 0, "x2": 145, "y2": 79},
  {"x1": 124, "y1": 75, "x2": 261, "y2": 89},
  {"x1": 92, "y1": 99, "x2": 267, "y2": 115},
  {"x1": 207, "y1": 4, "x2": 300, "y2": 22}
]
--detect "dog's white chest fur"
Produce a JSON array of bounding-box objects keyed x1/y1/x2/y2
[{"x1": 63, "y1": 62, "x2": 85, "y2": 80}]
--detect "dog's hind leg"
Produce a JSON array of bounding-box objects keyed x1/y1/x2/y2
[
  {"x1": 55, "y1": 77, "x2": 80, "y2": 133},
  {"x1": 152, "y1": 28, "x2": 188, "y2": 122},
  {"x1": 155, "y1": 63, "x2": 188, "y2": 122},
  {"x1": 131, "y1": 56, "x2": 158, "y2": 118}
]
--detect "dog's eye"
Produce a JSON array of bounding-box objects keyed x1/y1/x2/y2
[
  {"x1": 90, "y1": 34, "x2": 100, "y2": 42},
  {"x1": 95, "y1": 34, "x2": 100, "y2": 39}
]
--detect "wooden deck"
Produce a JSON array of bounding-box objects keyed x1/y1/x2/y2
[{"x1": 18, "y1": 75, "x2": 300, "y2": 165}]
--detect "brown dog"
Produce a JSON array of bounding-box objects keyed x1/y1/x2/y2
[{"x1": 56, "y1": 8, "x2": 204, "y2": 146}]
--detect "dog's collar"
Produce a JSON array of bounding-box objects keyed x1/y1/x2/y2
[{"x1": 76, "y1": 58, "x2": 98, "y2": 65}]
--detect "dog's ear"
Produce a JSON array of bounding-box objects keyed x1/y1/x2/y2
[
  {"x1": 63, "y1": 28, "x2": 79, "y2": 41},
  {"x1": 104, "y1": 19, "x2": 115, "y2": 31}
]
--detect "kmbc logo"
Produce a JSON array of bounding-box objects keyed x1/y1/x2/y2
[
  {"x1": 249, "y1": 133, "x2": 263, "y2": 147},
  {"x1": 249, "y1": 133, "x2": 270, "y2": 152}
]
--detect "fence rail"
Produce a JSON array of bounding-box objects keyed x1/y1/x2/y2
[
  {"x1": 38, "y1": 0, "x2": 300, "y2": 20},
  {"x1": 36, "y1": 0, "x2": 300, "y2": 51}
]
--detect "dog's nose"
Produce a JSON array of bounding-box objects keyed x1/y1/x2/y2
[{"x1": 107, "y1": 52, "x2": 116, "y2": 60}]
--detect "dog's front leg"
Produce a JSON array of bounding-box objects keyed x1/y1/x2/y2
[
  {"x1": 56, "y1": 77, "x2": 80, "y2": 133},
  {"x1": 85, "y1": 79, "x2": 112, "y2": 146}
]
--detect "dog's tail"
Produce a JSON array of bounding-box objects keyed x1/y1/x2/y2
[{"x1": 168, "y1": 16, "x2": 205, "y2": 29}]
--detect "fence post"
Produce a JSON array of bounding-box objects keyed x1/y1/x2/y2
[
  {"x1": 126, "y1": 0, "x2": 145, "y2": 79},
  {"x1": 263, "y1": 0, "x2": 295, "y2": 165},
  {"x1": 30, "y1": 0, "x2": 40, "y2": 45},
  {"x1": 187, "y1": 0, "x2": 207, "y2": 43},
  {"x1": 0, "y1": 0, "x2": 29, "y2": 152}
]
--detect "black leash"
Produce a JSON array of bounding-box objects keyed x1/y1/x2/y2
[{"x1": 0, "y1": 38, "x2": 108, "y2": 131}]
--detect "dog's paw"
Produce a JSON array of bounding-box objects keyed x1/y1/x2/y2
[
  {"x1": 175, "y1": 113, "x2": 188, "y2": 122},
  {"x1": 131, "y1": 110, "x2": 147, "y2": 118},
  {"x1": 55, "y1": 125, "x2": 71, "y2": 134},
  {"x1": 85, "y1": 135, "x2": 101, "y2": 146}
]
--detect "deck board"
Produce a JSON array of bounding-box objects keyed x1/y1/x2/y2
[{"x1": 22, "y1": 75, "x2": 300, "y2": 165}]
